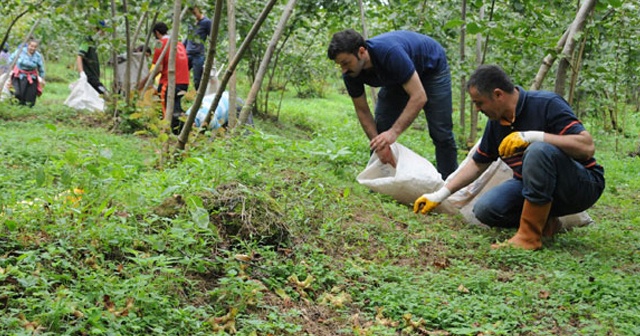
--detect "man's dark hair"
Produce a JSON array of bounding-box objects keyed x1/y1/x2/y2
[
  {"x1": 153, "y1": 22, "x2": 169, "y2": 36},
  {"x1": 327, "y1": 29, "x2": 365, "y2": 60},
  {"x1": 467, "y1": 64, "x2": 515, "y2": 96}
]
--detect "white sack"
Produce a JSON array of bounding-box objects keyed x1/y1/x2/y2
[
  {"x1": 115, "y1": 52, "x2": 148, "y2": 93},
  {"x1": 186, "y1": 92, "x2": 231, "y2": 130},
  {"x1": 64, "y1": 77, "x2": 104, "y2": 112},
  {"x1": 358, "y1": 140, "x2": 593, "y2": 228},
  {"x1": 356, "y1": 143, "x2": 444, "y2": 206},
  {"x1": 0, "y1": 73, "x2": 11, "y2": 101}
]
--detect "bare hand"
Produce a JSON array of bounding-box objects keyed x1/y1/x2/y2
[
  {"x1": 370, "y1": 130, "x2": 398, "y2": 152},
  {"x1": 376, "y1": 145, "x2": 396, "y2": 168}
]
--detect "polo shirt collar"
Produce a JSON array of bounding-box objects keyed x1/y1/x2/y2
[{"x1": 514, "y1": 86, "x2": 527, "y2": 119}]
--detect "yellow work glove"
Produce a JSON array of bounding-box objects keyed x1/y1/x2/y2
[
  {"x1": 413, "y1": 187, "x2": 451, "y2": 215},
  {"x1": 498, "y1": 131, "x2": 544, "y2": 158}
]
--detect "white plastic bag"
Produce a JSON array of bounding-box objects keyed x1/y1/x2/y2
[
  {"x1": 356, "y1": 143, "x2": 444, "y2": 206},
  {"x1": 357, "y1": 140, "x2": 593, "y2": 229},
  {"x1": 64, "y1": 76, "x2": 104, "y2": 112},
  {"x1": 0, "y1": 73, "x2": 11, "y2": 101},
  {"x1": 186, "y1": 92, "x2": 231, "y2": 130}
]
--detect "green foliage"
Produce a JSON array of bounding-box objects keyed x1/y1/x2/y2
[
  {"x1": 2, "y1": 1, "x2": 640, "y2": 333},
  {"x1": 3, "y1": 55, "x2": 640, "y2": 334}
]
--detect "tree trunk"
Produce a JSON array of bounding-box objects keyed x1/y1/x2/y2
[
  {"x1": 467, "y1": 5, "x2": 484, "y2": 147},
  {"x1": 0, "y1": 2, "x2": 42, "y2": 55},
  {"x1": 177, "y1": 0, "x2": 224, "y2": 150},
  {"x1": 529, "y1": 28, "x2": 570, "y2": 91},
  {"x1": 126, "y1": 10, "x2": 148, "y2": 103},
  {"x1": 459, "y1": 0, "x2": 466, "y2": 137},
  {"x1": 604, "y1": 90, "x2": 619, "y2": 132},
  {"x1": 276, "y1": 37, "x2": 315, "y2": 121},
  {"x1": 554, "y1": 0, "x2": 596, "y2": 97},
  {"x1": 130, "y1": 11, "x2": 148, "y2": 55},
  {"x1": 227, "y1": 0, "x2": 238, "y2": 128},
  {"x1": 165, "y1": 0, "x2": 183, "y2": 131},
  {"x1": 201, "y1": 0, "x2": 278, "y2": 128},
  {"x1": 135, "y1": 11, "x2": 158, "y2": 87},
  {"x1": 263, "y1": 31, "x2": 291, "y2": 118},
  {"x1": 140, "y1": 37, "x2": 169, "y2": 92},
  {"x1": 122, "y1": 0, "x2": 132, "y2": 107},
  {"x1": 236, "y1": 0, "x2": 297, "y2": 130},
  {"x1": 139, "y1": 7, "x2": 188, "y2": 93},
  {"x1": 568, "y1": 32, "x2": 587, "y2": 105},
  {"x1": 358, "y1": 0, "x2": 376, "y2": 105},
  {"x1": 109, "y1": 0, "x2": 119, "y2": 121},
  {"x1": 0, "y1": 19, "x2": 40, "y2": 92},
  {"x1": 480, "y1": 0, "x2": 496, "y2": 65}
]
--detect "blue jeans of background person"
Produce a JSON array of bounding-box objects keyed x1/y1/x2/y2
[
  {"x1": 374, "y1": 67, "x2": 458, "y2": 180},
  {"x1": 188, "y1": 54, "x2": 205, "y2": 91},
  {"x1": 473, "y1": 142, "x2": 605, "y2": 228}
]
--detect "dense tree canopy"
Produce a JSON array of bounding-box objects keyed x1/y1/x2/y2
[{"x1": 1, "y1": 0, "x2": 637, "y2": 134}]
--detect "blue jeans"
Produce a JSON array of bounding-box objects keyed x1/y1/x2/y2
[
  {"x1": 374, "y1": 67, "x2": 458, "y2": 179},
  {"x1": 473, "y1": 142, "x2": 605, "y2": 228},
  {"x1": 188, "y1": 54, "x2": 205, "y2": 91}
]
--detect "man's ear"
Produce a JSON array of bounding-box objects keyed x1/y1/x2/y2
[
  {"x1": 357, "y1": 46, "x2": 366, "y2": 58},
  {"x1": 493, "y1": 88, "x2": 503, "y2": 99}
]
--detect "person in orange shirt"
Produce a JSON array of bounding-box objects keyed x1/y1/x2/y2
[{"x1": 139, "y1": 22, "x2": 190, "y2": 135}]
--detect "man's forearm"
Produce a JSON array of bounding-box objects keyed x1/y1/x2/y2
[
  {"x1": 355, "y1": 108, "x2": 378, "y2": 140},
  {"x1": 352, "y1": 95, "x2": 378, "y2": 140},
  {"x1": 389, "y1": 96, "x2": 424, "y2": 137},
  {"x1": 76, "y1": 56, "x2": 83, "y2": 72}
]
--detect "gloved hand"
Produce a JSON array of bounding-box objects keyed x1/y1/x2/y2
[
  {"x1": 413, "y1": 187, "x2": 451, "y2": 215},
  {"x1": 498, "y1": 131, "x2": 544, "y2": 158},
  {"x1": 79, "y1": 71, "x2": 87, "y2": 80}
]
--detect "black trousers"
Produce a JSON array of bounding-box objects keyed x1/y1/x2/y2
[
  {"x1": 159, "y1": 83, "x2": 189, "y2": 135},
  {"x1": 12, "y1": 76, "x2": 38, "y2": 107},
  {"x1": 88, "y1": 77, "x2": 107, "y2": 95}
]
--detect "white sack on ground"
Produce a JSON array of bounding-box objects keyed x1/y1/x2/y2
[
  {"x1": 187, "y1": 92, "x2": 232, "y2": 130},
  {"x1": 115, "y1": 52, "x2": 148, "y2": 93},
  {"x1": 186, "y1": 91, "x2": 253, "y2": 130},
  {"x1": 64, "y1": 77, "x2": 104, "y2": 112},
  {"x1": 0, "y1": 73, "x2": 11, "y2": 101},
  {"x1": 358, "y1": 141, "x2": 593, "y2": 228},
  {"x1": 356, "y1": 143, "x2": 444, "y2": 206}
]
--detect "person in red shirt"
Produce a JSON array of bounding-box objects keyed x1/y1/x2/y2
[{"x1": 139, "y1": 22, "x2": 190, "y2": 135}]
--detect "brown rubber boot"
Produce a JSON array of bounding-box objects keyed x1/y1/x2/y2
[{"x1": 491, "y1": 200, "x2": 552, "y2": 250}]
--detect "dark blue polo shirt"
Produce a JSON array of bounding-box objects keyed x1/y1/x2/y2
[
  {"x1": 184, "y1": 16, "x2": 212, "y2": 56},
  {"x1": 343, "y1": 30, "x2": 448, "y2": 98},
  {"x1": 473, "y1": 86, "x2": 601, "y2": 178}
]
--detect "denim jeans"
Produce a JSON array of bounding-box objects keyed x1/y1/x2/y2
[
  {"x1": 374, "y1": 67, "x2": 458, "y2": 179},
  {"x1": 473, "y1": 142, "x2": 605, "y2": 228},
  {"x1": 188, "y1": 54, "x2": 205, "y2": 91}
]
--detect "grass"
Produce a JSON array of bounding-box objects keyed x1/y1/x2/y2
[{"x1": 1, "y1": 60, "x2": 639, "y2": 335}]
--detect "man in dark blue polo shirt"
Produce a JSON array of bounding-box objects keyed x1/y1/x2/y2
[
  {"x1": 327, "y1": 29, "x2": 459, "y2": 180},
  {"x1": 414, "y1": 65, "x2": 605, "y2": 250},
  {"x1": 184, "y1": 5, "x2": 211, "y2": 91}
]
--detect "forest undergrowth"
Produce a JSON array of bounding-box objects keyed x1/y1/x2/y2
[{"x1": 1, "y1": 62, "x2": 639, "y2": 335}]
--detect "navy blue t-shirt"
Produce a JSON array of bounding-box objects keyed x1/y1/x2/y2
[
  {"x1": 343, "y1": 31, "x2": 448, "y2": 98},
  {"x1": 184, "y1": 16, "x2": 212, "y2": 56},
  {"x1": 473, "y1": 87, "x2": 601, "y2": 178}
]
